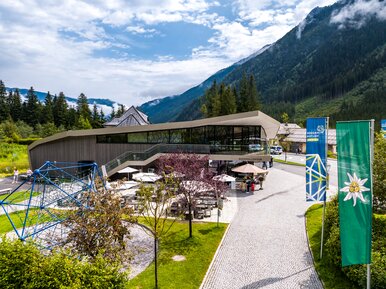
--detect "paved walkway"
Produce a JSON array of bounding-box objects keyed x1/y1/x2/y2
[{"x1": 201, "y1": 168, "x2": 323, "y2": 289}]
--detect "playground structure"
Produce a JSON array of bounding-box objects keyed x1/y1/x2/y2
[{"x1": 0, "y1": 161, "x2": 103, "y2": 248}]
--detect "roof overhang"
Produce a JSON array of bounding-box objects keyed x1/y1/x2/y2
[{"x1": 29, "y1": 110, "x2": 280, "y2": 150}]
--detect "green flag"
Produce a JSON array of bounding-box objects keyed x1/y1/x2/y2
[{"x1": 337, "y1": 121, "x2": 372, "y2": 267}]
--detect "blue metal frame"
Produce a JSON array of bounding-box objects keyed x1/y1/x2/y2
[{"x1": 0, "y1": 161, "x2": 104, "y2": 247}]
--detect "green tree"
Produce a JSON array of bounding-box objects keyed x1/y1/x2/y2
[
  {"x1": 220, "y1": 84, "x2": 237, "y2": 115},
  {"x1": 281, "y1": 112, "x2": 289, "y2": 124},
  {"x1": 136, "y1": 174, "x2": 179, "y2": 289},
  {"x1": 35, "y1": 122, "x2": 58, "y2": 137},
  {"x1": 373, "y1": 133, "x2": 386, "y2": 212},
  {"x1": 42, "y1": 91, "x2": 54, "y2": 124},
  {"x1": 238, "y1": 73, "x2": 249, "y2": 112},
  {"x1": 116, "y1": 104, "x2": 125, "y2": 118},
  {"x1": 91, "y1": 104, "x2": 104, "y2": 128},
  {"x1": 247, "y1": 75, "x2": 261, "y2": 111},
  {"x1": 64, "y1": 182, "x2": 135, "y2": 263},
  {"x1": 76, "y1": 93, "x2": 92, "y2": 122},
  {"x1": 201, "y1": 80, "x2": 220, "y2": 117},
  {"x1": 24, "y1": 87, "x2": 41, "y2": 127},
  {"x1": 8, "y1": 88, "x2": 22, "y2": 122},
  {"x1": 75, "y1": 115, "x2": 92, "y2": 129},
  {"x1": 0, "y1": 80, "x2": 10, "y2": 122},
  {"x1": 53, "y1": 92, "x2": 68, "y2": 127},
  {"x1": 15, "y1": 120, "x2": 34, "y2": 138}
]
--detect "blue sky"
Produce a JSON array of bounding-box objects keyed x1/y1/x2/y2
[{"x1": 0, "y1": 0, "x2": 349, "y2": 106}]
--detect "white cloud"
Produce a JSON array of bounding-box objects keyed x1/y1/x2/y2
[
  {"x1": 330, "y1": 0, "x2": 386, "y2": 29},
  {"x1": 0, "y1": 0, "x2": 345, "y2": 109}
]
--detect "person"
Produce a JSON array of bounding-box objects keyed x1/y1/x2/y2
[
  {"x1": 262, "y1": 161, "x2": 268, "y2": 170},
  {"x1": 251, "y1": 181, "x2": 255, "y2": 192},
  {"x1": 258, "y1": 174, "x2": 265, "y2": 190},
  {"x1": 26, "y1": 168, "x2": 33, "y2": 177},
  {"x1": 12, "y1": 168, "x2": 19, "y2": 184},
  {"x1": 269, "y1": 156, "x2": 273, "y2": 168}
]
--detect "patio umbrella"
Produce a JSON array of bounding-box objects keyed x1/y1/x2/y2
[
  {"x1": 231, "y1": 163, "x2": 268, "y2": 174},
  {"x1": 132, "y1": 172, "x2": 162, "y2": 183},
  {"x1": 118, "y1": 166, "x2": 139, "y2": 180},
  {"x1": 213, "y1": 174, "x2": 236, "y2": 182}
]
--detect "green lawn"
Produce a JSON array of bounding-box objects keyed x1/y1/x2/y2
[
  {"x1": 274, "y1": 158, "x2": 305, "y2": 167},
  {"x1": 0, "y1": 190, "x2": 40, "y2": 203},
  {"x1": 128, "y1": 220, "x2": 227, "y2": 289},
  {"x1": 305, "y1": 204, "x2": 358, "y2": 289},
  {"x1": 0, "y1": 209, "x2": 54, "y2": 234},
  {"x1": 0, "y1": 142, "x2": 29, "y2": 176}
]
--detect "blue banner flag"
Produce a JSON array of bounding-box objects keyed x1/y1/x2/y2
[
  {"x1": 306, "y1": 117, "x2": 328, "y2": 201},
  {"x1": 382, "y1": 119, "x2": 386, "y2": 139}
]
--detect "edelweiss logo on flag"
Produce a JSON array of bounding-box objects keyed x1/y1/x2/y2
[{"x1": 340, "y1": 172, "x2": 370, "y2": 206}]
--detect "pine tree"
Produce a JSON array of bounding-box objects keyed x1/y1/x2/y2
[
  {"x1": 110, "y1": 107, "x2": 116, "y2": 120},
  {"x1": 42, "y1": 91, "x2": 54, "y2": 124},
  {"x1": 66, "y1": 107, "x2": 77, "y2": 129},
  {"x1": 116, "y1": 104, "x2": 125, "y2": 118},
  {"x1": 0, "y1": 80, "x2": 9, "y2": 122},
  {"x1": 75, "y1": 115, "x2": 92, "y2": 130},
  {"x1": 238, "y1": 73, "x2": 249, "y2": 112},
  {"x1": 53, "y1": 92, "x2": 68, "y2": 127},
  {"x1": 76, "y1": 93, "x2": 92, "y2": 123},
  {"x1": 8, "y1": 89, "x2": 22, "y2": 122},
  {"x1": 24, "y1": 86, "x2": 41, "y2": 127},
  {"x1": 91, "y1": 104, "x2": 104, "y2": 128},
  {"x1": 247, "y1": 75, "x2": 261, "y2": 111},
  {"x1": 221, "y1": 85, "x2": 237, "y2": 115}
]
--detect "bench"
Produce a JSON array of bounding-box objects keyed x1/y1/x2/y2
[{"x1": 0, "y1": 188, "x2": 12, "y2": 195}]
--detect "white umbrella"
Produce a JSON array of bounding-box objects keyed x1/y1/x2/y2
[
  {"x1": 231, "y1": 163, "x2": 268, "y2": 174},
  {"x1": 132, "y1": 172, "x2": 162, "y2": 183},
  {"x1": 213, "y1": 174, "x2": 236, "y2": 182},
  {"x1": 118, "y1": 166, "x2": 139, "y2": 180}
]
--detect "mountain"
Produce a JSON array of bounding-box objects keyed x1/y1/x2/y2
[
  {"x1": 140, "y1": 0, "x2": 386, "y2": 127},
  {"x1": 6, "y1": 87, "x2": 118, "y2": 114},
  {"x1": 139, "y1": 45, "x2": 271, "y2": 123}
]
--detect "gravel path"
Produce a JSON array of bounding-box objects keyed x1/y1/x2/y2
[{"x1": 201, "y1": 168, "x2": 323, "y2": 289}]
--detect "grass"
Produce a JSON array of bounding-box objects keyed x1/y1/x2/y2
[
  {"x1": 305, "y1": 204, "x2": 358, "y2": 289},
  {"x1": 0, "y1": 190, "x2": 41, "y2": 203},
  {"x1": 0, "y1": 142, "x2": 29, "y2": 176},
  {"x1": 274, "y1": 158, "x2": 305, "y2": 167},
  {"x1": 128, "y1": 220, "x2": 227, "y2": 289},
  {"x1": 0, "y1": 209, "x2": 54, "y2": 234}
]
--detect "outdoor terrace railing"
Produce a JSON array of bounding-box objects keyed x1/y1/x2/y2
[{"x1": 104, "y1": 142, "x2": 269, "y2": 176}]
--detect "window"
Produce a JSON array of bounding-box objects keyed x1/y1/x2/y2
[
  {"x1": 148, "y1": 130, "x2": 169, "y2": 143},
  {"x1": 170, "y1": 129, "x2": 190, "y2": 144},
  {"x1": 127, "y1": 132, "x2": 148, "y2": 143}
]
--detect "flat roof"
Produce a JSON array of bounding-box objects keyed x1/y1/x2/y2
[{"x1": 29, "y1": 110, "x2": 280, "y2": 150}]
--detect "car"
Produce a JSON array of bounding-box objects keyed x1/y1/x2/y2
[
  {"x1": 270, "y1": 145, "x2": 283, "y2": 155},
  {"x1": 249, "y1": 144, "x2": 263, "y2": 152}
]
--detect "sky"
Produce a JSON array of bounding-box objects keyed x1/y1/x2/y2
[{"x1": 0, "y1": 0, "x2": 359, "y2": 106}]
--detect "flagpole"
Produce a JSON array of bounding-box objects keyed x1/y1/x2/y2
[
  {"x1": 367, "y1": 119, "x2": 375, "y2": 289},
  {"x1": 319, "y1": 117, "x2": 329, "y2": 260}
]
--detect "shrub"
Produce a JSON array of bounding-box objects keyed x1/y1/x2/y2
[
  {"x1": 323, "y1": 201, "x2": 386, "y2": 289},
  {"x1": 0, "y1": 238, "x2": 128, "y2": 289}
]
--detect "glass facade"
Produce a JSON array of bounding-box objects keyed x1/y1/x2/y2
[{"x1": 96, "y1": 125, "x2": 263, "y2": 148}]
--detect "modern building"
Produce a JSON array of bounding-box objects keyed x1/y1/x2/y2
[
  {"x1": 28, "y1": 110, "x2": 280, "y2": 177},
  {"x1": 104, "y1": 105, "x2": 150, "y2": 127}
]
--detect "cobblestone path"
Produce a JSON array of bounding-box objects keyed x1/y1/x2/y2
[{"x1": 201, "y1": 168, "x2": 323, "y2": 289}]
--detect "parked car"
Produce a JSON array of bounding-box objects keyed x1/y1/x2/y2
[
  {"x1": 270, "y1": 145, "x2": 283, "y2": 155},
  {"x1": 249, "y1": 144, "x2": 263, "y2": 152}
]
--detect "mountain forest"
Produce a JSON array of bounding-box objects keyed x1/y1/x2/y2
[{"x1": 0, "y1": 80, "x2": 125, "y2": 141}]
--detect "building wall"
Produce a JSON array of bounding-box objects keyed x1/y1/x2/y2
[{"x1": 29, "y1": 136, "x2": 154, "y2": 170}]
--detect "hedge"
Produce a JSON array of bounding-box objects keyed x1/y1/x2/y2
[
  {"x1": 0, "y1": 238, "x2": 128, "y2": 289},
  {"x1": 323, "y1": 197, "x2": 386, "y2": 289}
]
